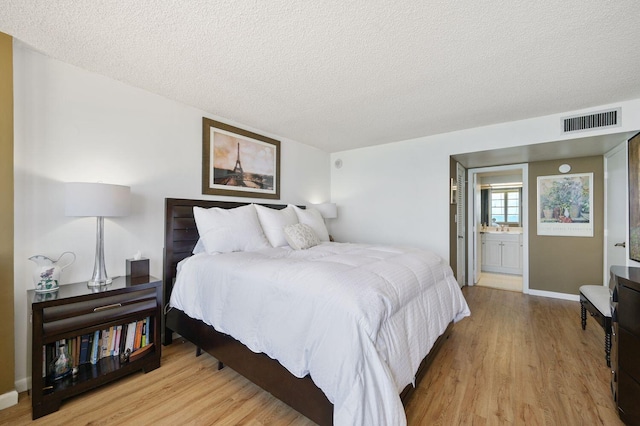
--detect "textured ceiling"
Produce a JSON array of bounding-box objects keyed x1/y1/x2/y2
[{"x1": 1, "y1": 1, "x2": 640, "y2": 153}]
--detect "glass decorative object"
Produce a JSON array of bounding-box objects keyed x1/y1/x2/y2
[{"x1": 49, "y1": 344, "x2": 72, "y2": 381}]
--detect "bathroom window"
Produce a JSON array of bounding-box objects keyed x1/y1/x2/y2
[{"x1": 490, "y1": 189, "x2": 521, "y2": 225}]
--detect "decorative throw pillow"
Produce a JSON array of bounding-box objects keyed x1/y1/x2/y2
[
  {"x1": 284, "y1": 223, "x2": 320, "y2": 250},
  {"x1": 193, "y1": 204, "x2": 270, "y2": 253},
  {"x1": 291, "y1": 205, "x2": 330, "y2": 242},
  {"x1": 255, "y1": 204, "x2": 299, "y2": 247}
]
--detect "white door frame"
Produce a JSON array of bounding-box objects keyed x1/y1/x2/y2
[
  {"x1": 467, "y1": 163, "x2": 529, "y2": 293},
  {"x1": 472, "y1": 171, "x2": 482, "y2": 284},
  {"x1": 604, "y1": 142, "x2": 628, "y2": 283},
  {"x1": 456, "y1": 163, "x2": 466, "y2": 288}
]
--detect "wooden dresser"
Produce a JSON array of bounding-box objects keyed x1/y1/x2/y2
[{"x1": 610, "y1": 265, "x2": 640, "y2": 425}]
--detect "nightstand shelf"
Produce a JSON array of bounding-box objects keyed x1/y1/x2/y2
[{"x1": 29, "y1": 276, "x2": 162, "y2": 420}]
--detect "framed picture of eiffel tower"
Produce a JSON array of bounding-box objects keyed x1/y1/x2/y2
[{"x1": 202, "y1": 118, "x2": 280, "y2": 199}]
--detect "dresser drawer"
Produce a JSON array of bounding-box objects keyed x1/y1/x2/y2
[
  {"x1": 618, "y1": 369, "x2": 640, "y2": 424},
  {"x1": 619, "y1": 275, "x2": 640, "y2": 293},
  {"x1": 41, "y1": 298, "x2": 157, "y2": 340},
  {"x1": 42, "y1": 288, "x2": 156, "y2": 322},
  {"x1": 619, "y1": 285, "x2": 640, "y2": 335},
  {"x1": 619, "y1": 326, "x2": 640, "y2": 381}
]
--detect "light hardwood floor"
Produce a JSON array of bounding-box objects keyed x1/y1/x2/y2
[
  {"x1": 476, "y1": 272, "x2": 523, "y2": 293},
  {"x1": 0, "y1": 286, "x2": 622, "y2": 425}
]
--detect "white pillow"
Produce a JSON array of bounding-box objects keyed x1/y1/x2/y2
[
  {"x1": 284, "y1": 223, "x2": 320, "y2": 250},
  {"x1": 291, "y1": 205, "x2": 330, "y2": 241},
  {"x1": 192, "y1": 238, "x2": 205, "y2": 254},
  {"x1": 254, "y1": 204, "x2": 299, "y2": 247},
  {"x1": 193, "y1": 204, "x2": 270, "y2": 253}
]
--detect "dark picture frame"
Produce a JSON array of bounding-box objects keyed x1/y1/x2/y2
[
  {"x1": 628, "y1": 133, "x2": 640, "y2": 261},
  {"x1": 202, "y1": 118, "x2": 280, "y2": 199}
]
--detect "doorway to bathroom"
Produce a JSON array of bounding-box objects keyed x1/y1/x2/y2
[{"x1": 468, "y1": 164, "x2": 529, "y2": 293}]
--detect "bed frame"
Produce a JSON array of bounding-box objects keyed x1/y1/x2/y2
[{"x1": 162, "y1": 198, "x2": 453, "y2": 425}]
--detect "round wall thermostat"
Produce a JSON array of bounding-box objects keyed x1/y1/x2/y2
[{"x1": 558, "y1": 164, "x2": 571, "y2": 173}]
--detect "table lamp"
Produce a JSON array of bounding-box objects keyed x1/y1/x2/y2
[
  {"x1": 65, "y1": 182, "x2": 131, "y2": 286},
  {"x1": 314, "y1": 203, "x2": 337, "y2": 220}
]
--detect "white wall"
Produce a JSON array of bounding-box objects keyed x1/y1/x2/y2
[
  {"x1": 14, "y1": 38, "x2": 640, "y2": 390},
  {"x1": 330, "y1": 99, "x2": 640, "y2": 260},
  {"x1": 13, "y1": 43, "x2": 330, "y2": 389}
]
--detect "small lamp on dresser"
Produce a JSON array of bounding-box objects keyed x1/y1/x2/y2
[
  {"x1": 314, "y1": 202, "x2": 337, "y2": 221},
  {"x1": 65, "y1": 182, "x2": 131, "y2": 286},
  {"x1": 314, "y1": 202, "x2": 338, "y2": 241}
]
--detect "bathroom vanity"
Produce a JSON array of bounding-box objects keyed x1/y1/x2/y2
[{"x1": 480, "y1": 231, "x2": 522, "y2": 275}]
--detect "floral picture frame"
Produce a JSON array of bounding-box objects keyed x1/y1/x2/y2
[{"x1": 537, "y1": 172, "x2": 593, "y2": 237}]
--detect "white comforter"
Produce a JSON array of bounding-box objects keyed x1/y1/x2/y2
[{"x1": 170, "y1": 242, "x2": 470, "y2": 425}]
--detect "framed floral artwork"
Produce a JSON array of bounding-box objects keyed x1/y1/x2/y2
[{"x1": 537, "y1": 173, "x2": 593, "y2": 237}]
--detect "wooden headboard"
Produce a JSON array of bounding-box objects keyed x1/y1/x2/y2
[{"x1": 163, "y1": 198, "x2": 295, "y2": 306}]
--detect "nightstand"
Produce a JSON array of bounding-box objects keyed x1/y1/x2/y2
[
  {"x1": 610, "y1": 266, "x2": 640, "y2": 425},
  {"x1": 29, "y1": 275, "x2": 162, "y2": 419}
]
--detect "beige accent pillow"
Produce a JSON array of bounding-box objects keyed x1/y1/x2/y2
[{"x1": 284, "y1": 223, "x2": 320, "y2": 250}]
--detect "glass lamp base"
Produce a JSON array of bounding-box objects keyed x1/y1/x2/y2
[{"x1": 87, "y1": 277, "x2": 112, "y2": 287}]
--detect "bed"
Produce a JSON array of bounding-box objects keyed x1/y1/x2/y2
[{"x1": 163, "y1": 198, "x2": 469, "y2": 425}]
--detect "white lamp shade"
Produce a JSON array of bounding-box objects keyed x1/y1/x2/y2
[
  {"x1": 65, "y1": 182, "x2": 131, "y2": 217},
  {"x1": 314, "y1": 203, "x2": 337, "y2": 219}
]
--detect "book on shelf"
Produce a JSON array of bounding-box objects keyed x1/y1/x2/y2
[
  {"x1": 141, "y1": 318, "x2": 147, "y2": 347},
  {"x1": 79, "y1": 334, "x2": 90, "y2": 364},
  {"x1": 69, "y1": 338, "x2": 75, "y2": 369},
  {"x1": 107, "y1": 325, "x2": 115, "y2": 356},
  {"x1": 74, "y1": 337, "x2": 79, "y2": 367},
  {"x1": 133, "y1": 320, "x2": 143, "y2": 351},
  {"x1": 68, "y1": 339, "x2": 72, "y2": 366},
  {"x1": 113, "y1": 325, "x2": 122, "y2": 356},
  {"x1": 144, "y1": 316, "x2": 151, "y2": 347},
  {"x1": 90, "y1": 330, "x2": 100, "y2": 364},
  {"x1": 88, "y1": 333, "x2": 95, "y2": 362},
  {"x1": 75, "y1": 335, "x2": 81, "y2": 367},
  {"x1": 124, "y1": 322, "x2": 136, "y2": 354},
  {"x1": 119, "y1": 324, "x2": 128, "y2": 355},
  {"x1": 101, "y1": 328, "x2": 110, "y2": 359},
  {"x1": 40, "y1": 317, "x2": 154, "y2": 376}
]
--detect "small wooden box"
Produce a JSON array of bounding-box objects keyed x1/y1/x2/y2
[{"x1": 126, "y1": 258, "x2": 149, "y2": 279}]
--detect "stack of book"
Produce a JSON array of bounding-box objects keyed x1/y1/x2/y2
[{"x1": 43, "y1": 316, "x2": 152, "y2": 378}]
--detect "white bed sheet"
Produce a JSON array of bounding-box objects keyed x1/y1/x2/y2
[{"x1": 170, "y1": 242, "x2": 470, "y2": 425}]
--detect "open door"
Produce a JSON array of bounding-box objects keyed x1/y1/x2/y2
[
  {"x1": 472, "y1": 172, "x2": 481, "y2": 284},
  {"x1": 605, "y1": 140, "x2": 630, "y2": 280},
  {"x1": 456, "y1": 163, "x2": 466, "y2": 288},
  {"x1": 467, "y1": 164, "x2": 529, "y2": 293}
]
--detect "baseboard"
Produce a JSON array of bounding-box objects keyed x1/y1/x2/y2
[
  {"x1": 528, "y1": 289, "x2": 580, "y2": 302},
  {"x1": 15, "y1": 376, "x2": 29, "y2": 393},
  {"x1": 0, "y1": 389, "x2": 18, "y2": 411}
]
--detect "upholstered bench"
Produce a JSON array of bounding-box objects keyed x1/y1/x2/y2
[{"x1": 579, "y1": 285, "x2": 612, "y2": 367}]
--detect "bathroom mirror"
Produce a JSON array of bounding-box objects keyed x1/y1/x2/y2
[{"x1": 481, "y1": 185, "x2": 522, "y2": 226}]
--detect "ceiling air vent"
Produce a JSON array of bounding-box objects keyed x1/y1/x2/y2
[{"x1": 562, "y1": 108, "x2": 621, "y2": 133}]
